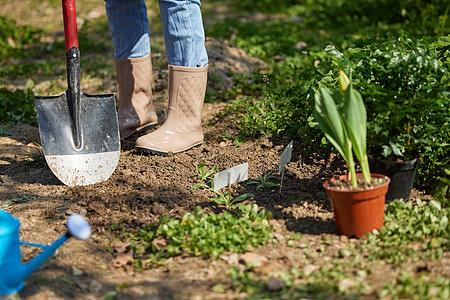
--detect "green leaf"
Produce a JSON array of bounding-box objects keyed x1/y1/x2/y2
[
  {"x1": 192, "y1": 183, "x2": 209, "y2": 190},
  {"x1": 342, "y1": 81, "x2": 371, "y2": 183},
  {"x1": 314, "y1": 87, "x2": 352, "y2": 164},
  {"x1": 429, "y1": 200, "x2": 441, "y2": 211},
  {"x1": 315, "y1": 85, "x2": 357, "y2": 186},
  {"x1": 246, "y1": 181, "x2": 259, "y2": 185},
  {"x1": 0, "y1": 128, "x2": 12, "y2": 136}
]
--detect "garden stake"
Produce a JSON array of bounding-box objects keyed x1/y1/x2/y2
[{"x1": 279, "y1": 167, "x2": 285, "y2": 194}]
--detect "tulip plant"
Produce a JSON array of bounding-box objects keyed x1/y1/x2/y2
[{"x1": 314, "y1": 70, "x2": 371, "y2": 188}]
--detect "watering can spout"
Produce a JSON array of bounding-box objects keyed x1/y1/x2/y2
[{"x1": 0, "y1": 212, "x2": 90, "y2": 295}]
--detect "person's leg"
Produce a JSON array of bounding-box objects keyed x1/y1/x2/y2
[
  {"x1": 158, "y1": 0, "x2": 208, "y2": 67},
  {"x1": 105, "y1": 0, "x2": 157, "y2": 139},
  {"x1": 105, "y1": 0, "x2": 150, "y2": 59},
  {"x1": 135, "y1": 0, "x2": 208, "y2": 154}
]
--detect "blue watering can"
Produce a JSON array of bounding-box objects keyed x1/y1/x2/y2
[{"x1": 0, "y1": 210, "x2": 91, "y2": 295}]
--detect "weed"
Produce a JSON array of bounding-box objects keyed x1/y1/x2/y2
[
  {"x1": 379, "y1": 272, "x2": 450, "y2": 299},
  {"x1": 362, "y1": 198, "x2": 449, "y2": 264},
  {"x1": 0, "y1": 127, "x2": 13, "y2": 136},
  {"x1": 1, "y1": 195, "x2": 36, "y2": 208},
  {"x1": 128, "y1": 204, "x2": 272, "y2": 268}
]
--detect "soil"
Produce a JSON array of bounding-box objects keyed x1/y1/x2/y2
[
  {"x1": 325, "y1": 175, "x2": 389, "y2": 191},
  {"x1": 0, "y1": 101, "x2": 442, "y2": 300},
  {"x1": 0, "y1": 2, "x2": 447, "y2": 299}
]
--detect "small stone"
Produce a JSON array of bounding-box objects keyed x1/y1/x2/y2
[
  {"x1": 220, "y1": 253, "x2": 239, "y2": 265},
  {"x1": 240, "y1": 252, "x2": 268, "y2": 267},
  {"x1": 121, "y1": 169, "x2": 133, "y2": 177},
  {"x1": 151, "y1": 203, "x2": 167, "y2": 215},
  {"x1": 88, "y1": 280, "x2": 103, "y2": 292},
  {"x1": 268, "y1": 277, "x2": 285, "y2": 291}
]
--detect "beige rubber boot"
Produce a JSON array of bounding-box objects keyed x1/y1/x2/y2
[
  {"x1": 135, "y1": 64, "x2": 208, "y2": 155},
  {"x1": 115, "y1": 53, "x2": 158, "y2": 139}
]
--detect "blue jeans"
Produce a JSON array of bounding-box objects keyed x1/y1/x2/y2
[{"x1": 105, "y1": 0, "x2": 208, "y2": 68}]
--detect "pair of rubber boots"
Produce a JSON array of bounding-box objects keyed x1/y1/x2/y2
[{"x1": 115, "y1": 54, "x2": 207, "y2": 155}]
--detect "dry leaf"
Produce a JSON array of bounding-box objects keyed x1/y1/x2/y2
[
  {"x1": 152, "y1": 237, "x2": 167, "y2": 251},
  {"x1": 114, "y1": 242, "x2": 130, "y2": 254},
  {"x1": 111, "y1": 249, "x2": 133, "y2": 268},
  {"x1": 303, "y1": 264, "x2": 320, "y2": 275}
]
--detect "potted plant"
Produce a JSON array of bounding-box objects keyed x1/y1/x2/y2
[
  {"x1": 315, "y1": 69, "x2": 390, "y2": 238},
  {"x1": 325, "y1": 35, "x2": 450, "y2": 202}
]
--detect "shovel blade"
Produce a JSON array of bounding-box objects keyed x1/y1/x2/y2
[{"x1": 35, "y1": 92, "x2": 120, "y2": 187}]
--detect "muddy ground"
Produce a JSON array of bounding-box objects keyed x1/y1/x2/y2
[{"x1": 0, "y1": 1, "x2": 447, "y2": 299}]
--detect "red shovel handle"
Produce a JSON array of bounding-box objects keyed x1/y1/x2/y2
[{"x1": 62, "y1": 0, "x2": 79, "y2": 52}]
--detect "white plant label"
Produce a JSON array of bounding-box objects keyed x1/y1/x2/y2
[
  {"x1": 214, "y1": 163, "x2": 249, "y2": 191},
  {"x1": 279, "y1": 140, "x2": 293, "y2": 174}
]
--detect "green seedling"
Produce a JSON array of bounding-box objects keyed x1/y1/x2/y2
[
  {"x1": 195, "y1": 162, "x2": 218, "y2": 182},
  {"x1": 210, "y1": 191, "x2": 254, "y2": 208},
  {"x1": 247, "y1": 171, "x2": 280, "y2": 191},
  {"x1": 192, "y1": 162, "x2": 218, "y2": 190}
]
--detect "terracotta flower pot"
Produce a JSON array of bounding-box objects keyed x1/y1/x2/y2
[{"x1": 323, "y1": 173, "x2": 390, "y2": 238}]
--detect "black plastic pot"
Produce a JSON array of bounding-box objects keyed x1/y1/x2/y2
[{"x1": 368, "y1": 156, "x2": 419, "y2": 203}]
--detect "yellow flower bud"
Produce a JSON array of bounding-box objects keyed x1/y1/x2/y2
[{"x1": 338, "y1": 69, "x2": 350, "y2": 96}]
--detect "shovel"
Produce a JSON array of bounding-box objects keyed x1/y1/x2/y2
[{"x1": 34, "y1": 0, "x2": 120, "y2": 187}]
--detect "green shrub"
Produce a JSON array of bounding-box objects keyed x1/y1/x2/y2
[
  {"x1": 324, "y1": 34, "x2": 450, "y2": 191},
  {"x1": 233, "y1": 0, "x2": 300, "y2": 13}
]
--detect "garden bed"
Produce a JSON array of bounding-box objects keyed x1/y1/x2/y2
[{"x1": 1, "y1": 111, "x2": 448, "y2": 299}]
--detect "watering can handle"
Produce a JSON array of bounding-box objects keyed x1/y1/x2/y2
[
  {"x1": 2, "y1": 214, "x2": 90, "y2": 294},
  {"x1": 62, "y1": 0, "x2": 79, "y2": 52}
]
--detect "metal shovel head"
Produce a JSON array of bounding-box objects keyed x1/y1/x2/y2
[{"x1": 35, "y1": 92, "x2": 120, "y2": 187}]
